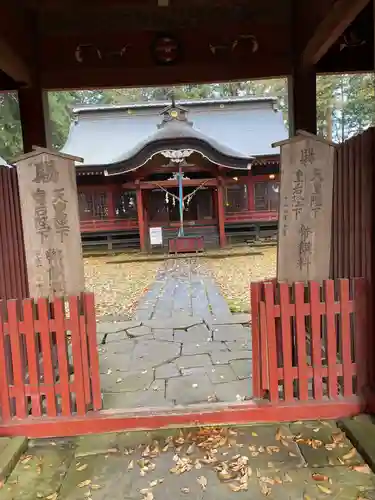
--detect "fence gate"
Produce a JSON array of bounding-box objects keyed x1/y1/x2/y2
[
  {"x1": 251, "y1": 279, "x2": 367, "y2": 407},
  {"x1": 0, "y1": 293, "x2": 101, "y2": 422}
]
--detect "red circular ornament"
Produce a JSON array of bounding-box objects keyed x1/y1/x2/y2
[{"x1": 152, "y1": 34, "x2": 181, "y2": 65}]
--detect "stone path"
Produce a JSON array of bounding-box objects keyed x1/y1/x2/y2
[
  {"x1": 2, "y1": 421, "x2": 375, "y2": 499},
  {"x1": 97, "y1": 259, "x2": 252, "y2": 410}
]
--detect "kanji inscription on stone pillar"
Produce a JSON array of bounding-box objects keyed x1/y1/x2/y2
[
  {"x1": 273, "y1": 131, "x2": 336, "y2": 283},
  {"x1": 15, "y1": 148, "x2": 85, "y2": 298}
]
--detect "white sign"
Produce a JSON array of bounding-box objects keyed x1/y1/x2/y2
[
  {"x1": 274, "y1": 132, "x2": 335, "y2": 283},
  {"x1": 16, "y1": 148, "x2": 85, "y2": 299},
  {"x1": 149, "y1": 227, "x2": 163, "y2": 246}
]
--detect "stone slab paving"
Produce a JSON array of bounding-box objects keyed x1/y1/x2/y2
[
  {"x1": 97, "y1": 258, "x2": 253, "y2": 410},
  {"x1": 2, "y1": 421, "x2": 375, "y2": 499}
]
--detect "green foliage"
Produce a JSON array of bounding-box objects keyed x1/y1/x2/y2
[{"x1": 0, "y1": 74, "x2": 374, "y2": 161}]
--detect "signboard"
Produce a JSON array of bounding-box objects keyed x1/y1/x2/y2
[
  {"x1": 149, "y1": 227, "x2": 163, "y2": 246},
  {"x1": 274, "y1": 131, "x2": 336, "y2": 283},
  {"x1": 15, "y1": 148, "x2": 85, "y2": 299}
]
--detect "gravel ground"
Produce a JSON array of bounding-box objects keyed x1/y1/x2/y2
[
  {"x1": 84, "y1": 257, "x2": 161, "y2": 319},
  {"x1": 203, "y1": 246, "x2": 277, "y2": 313}
]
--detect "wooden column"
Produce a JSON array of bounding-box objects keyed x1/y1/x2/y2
[
  {"x1": 247, "y1": 174, "x2": 255, "y2": 211},
  {"x1": 107, "y1": 185, "x2": 115, "y2": 219},
  {"x1": 288, "y1": 0, "x2": 318, "y2": 136},
  {"x1": 18, "y1": 86, "x2": 51, "y2": 152},
  {"x1": 136, "y1": 183, "x2": 146, "y2": 252},
  {"x1": 217, "y1": 178, "x2": 227, "y2": 248}
]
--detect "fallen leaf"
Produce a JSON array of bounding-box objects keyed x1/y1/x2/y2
[
  {"x1": 228, "y1": 483, "x2": 242, "y2": 492},
  {"x1": 284, "y1": 473, "x2": 293, "y2": 483},
  {"x1": 343, "y1": 448, "x2": 357, "y2": 461},
  {"x1": 197, "y1": 476, "x2": 207, "y2": 490},
  {"x1": 275, "y1": 428, "x2": 283, "y2": 441},
  {"x1": 259, "y1": 481, "x2": 272, "y2": 496},
  {"x1": 312, "y1": 473, "x2": 329, "y2": 481},
  {"x1": 128, "y1": 460, "x2": 134, "y2": 470},
  {"x1": 247, "y1": 466, "x2": 253, "y2": 477},
  {"x1": 76, "y1": 464, "x2": 88, "y2": 472},
  {"x1": 186, "y1": 443, "x2": 195, "y2": 455},
  {"x1": 91, "y1": 484, "x2": 102, "y2": 490},
  {"x1": 46, "y1": 494, "x2": 58, "y2": 500},
  {"x1": 77, "y1": 479, "x2": 92, "y2": 488},
  {"x1": 144, "y1": 492, "x2": 154, "y2": 500},
  {"x1": 317, "y1": 484, "x2": 332, "y2": 494},
  {"x1": 332, "y1": 430, "x2": 345, "y2": 443},
  {"x1": 252, "y1": 432, "x2": 258, "y2": 437},
  {"x1": 149, "y1": 480, "x2": 158, "y2": 487},
  {"x1": 351, "y1": 464, "x2": 371, "y2": 474},
  {"x1": 140, "y1": 488, "x2": 151, "y2": 495},
  {"x1": 181, "y1": 488, "x2": 190, "y2": 494},
  {"x1": 288, "y1": 452, "x2": 297, "y2": 457}
]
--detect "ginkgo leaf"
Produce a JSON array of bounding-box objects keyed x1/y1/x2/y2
[
  {"x1": 197, "y1": 476, "x2": 208, "y2": 490},
  {"x1": 77, "y1": 479, "x2": 91, "y2": 488},
  {"x1": 317, "y1": 484, "x2": 332, "y2": 494}
]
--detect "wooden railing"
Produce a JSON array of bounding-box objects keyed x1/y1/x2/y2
[
  {"x1": 251, "y1": 279, "x2": 367, "y2": 407},
  {"x1": 225, "y1": 210, "x2": 278, "y2": 222},
  {"x1": 0, "y1": 293, "x2": 101, "y2": 422},
  {"x1": 80, "y1": 217, "x2": 138, "y2": 232}
]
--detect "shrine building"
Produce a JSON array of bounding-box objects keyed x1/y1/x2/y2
[{"x1": 62, "y1": 96, "x2": 286, "y2": 253}]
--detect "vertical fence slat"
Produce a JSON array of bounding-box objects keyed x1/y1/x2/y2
[
  {"x1": 250, "y1": 282, "x2": 262, "y2": 398},
  {"x1": 354, "y1": 137, "x2": 362, "y2": 277},
  {"x1": 23, "y1": 299, "x2": 42, "y2": 417},
  {"x1": 309, "y1": 281, "x2": 323, "y2": 400},
  {"x1": 353, "y1": 278, "x2": 368, "y2": 397},
  {"x1": 339, "y1": 280, "x2": 353, "y2": 397},
  {"x1": 69, "y1": 296, "x2": 86, "y2": 416},
  {"x1": 259, "y1": 300, "x2": 269, "y2": 393},
  {"x1": 7, "y1": 300, "x2": 26, "y2": 418},
  {"x1": 53, "y1": 297, "x2": 72, "y2": 416},
  {"x1": 0, "y1": 301, "x2": 11, "y2": 421},
  {"x1": 294, "y1": 282, "x2": 309, "y2": 400},
  {"x1": 37, "y1": 298, "x2": 57, "y2": 417},
  {"x1": 348, "y1": 141, "x2": 355, "y2": 278},
  {"x1": 79, "y1": 299, "x2": 91, "y2": 405},
  {"x1": 279, "y1": 283, "x2": 294, "y2": 402},
  {"x1": 325, "y1": 280, "x2": 338, "y2": 399},
  {"x1": 264, "y1": 282, "x2": 279, "y2": 403},
  {"x1": 336, "y1": 147, "x2": 344, "y2": 277},
  {"x1": 84, "y1": 293, "x2": 102, "y2": 411}
]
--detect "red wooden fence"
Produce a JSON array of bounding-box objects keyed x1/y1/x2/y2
[
  {"x1": 0, "y1": 293, "x2": 101, "y2": 422},
  {"x1": 251, "y1": 278, "x2": 367, "y2": 406},
  {"x1": 0, "y1": 166, "x2": 28, "y2": 301}
]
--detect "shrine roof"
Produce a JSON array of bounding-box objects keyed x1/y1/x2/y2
[{"x1": 61, "y1": 97, "x2": 287, "y2": 171}]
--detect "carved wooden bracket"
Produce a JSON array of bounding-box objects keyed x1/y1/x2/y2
[{"x1": 209, "y1": 34, "x2": 259, "y2": 56}]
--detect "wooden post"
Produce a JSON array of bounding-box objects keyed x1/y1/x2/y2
[
  {"x1": 18, "y1": 87, "x2": 51, "y2": 152},
  {"x1": 107, "y1": 185, "x2": 115, "y2": 219},
  {"x1": 136, "y1": 182, "x2": 146, "y2": 252},
  {"x1": 247, "y1": 174, "x2": 255, "y2": 211},
  {"x1": 217, "y1": 178, "x2": 226, "y2": 248},
  {"x1": 288, "y1": 0, "x2": 317, "y2": 136}
]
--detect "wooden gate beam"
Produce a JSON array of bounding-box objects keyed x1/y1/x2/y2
[{"x1": 302, "y1": 0, "x2": 370, "y2": 67}]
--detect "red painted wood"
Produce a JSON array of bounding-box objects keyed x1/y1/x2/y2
[
  {"x1": 294, "y1": 282, "x2": 309, "y2": 401},
  {"x1": 79, "y1": 307, "x2": 91, "y2": 405},
  {"x1": 325, "y1": 280, "x2": 338, "y2": 399},
  {"x1": 23, "y1": 299, "x2": 42, "y2": 417},
  {"x1": 339, "y1": 280, "x2": 353, "y2": 397},
  {"x1": 259, "y1": 300, "x2": 269, "y2": 392},
  {"x1": 68, "y1": 296, "x2": 86, "y2": 415},
  {"x1": 7, "y1": 300, "x2": 27, "y2": 419},
  {"x1": 264, "y1": 282, "x2": 279, "y2": 402},
  {"x1": 136, "y1": 185, "x2": 146, "y2": 252},
  {"x1": 0, "y1": 302, "x2": 11, "y2": 421},
  {"x1": 247, "y1": 175, "x2": 255, "y2": 211},
  {"x1": 216, "y1": 182, "x2": 226, "y2": 247},
  {"x1": 169, "y1": 237, "x2": 204, "y2": 254},
  {"x1": 84, "y1": 293, "x2": 102, "y2": 411},
  {"x1": 250, "y1": 282, "x2": 261, "y2": 398},
  {"x1": 37, "y1": 298, "x2": 57, "y2": 416},
  {"x1": 0, "y1": 399, "x2": 361, "y2": 438},
  {"x1": 309, "y1": 281, "x2": 323, "y2": 400},
  {"x1": 80, "y1": 218, "x2": 138, "y2": 233},
  {"x1": 279, "y1": 282, "x2": 294, "y2": 402},
  {"x1": 353, "y1": 136, "x2": 362, "y2": 277},
  {"x1": 225, "y1": 210, "x2": 278, "y2": 222},
  {"x1": 353, "y1": 278, "x2": 367, "y2": 397},
  {"x1": 53, "y1": 298, "x2": 71, "y2": 416}
]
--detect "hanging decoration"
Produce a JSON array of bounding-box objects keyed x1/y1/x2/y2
[{"x1": 151, "y1": 33, "x2": 182, "y2": 65}]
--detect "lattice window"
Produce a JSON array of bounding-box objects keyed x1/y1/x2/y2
[
  {"x1": 254, "y1": 181, "x2": 280, "y2": 211},
  {"x1": 78, "y1": 191, "x2": 108, "y2": 220},
  {"x1": 115, "y1": 191, "x2": 137, "y2": 219},
  {"x1": 225, "y1": 184, "x2": 248, "y2": 213}
]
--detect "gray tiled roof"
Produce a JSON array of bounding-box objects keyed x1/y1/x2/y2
[{"x1": 61, "y1": 97, "x2": 287, "y2": 167}]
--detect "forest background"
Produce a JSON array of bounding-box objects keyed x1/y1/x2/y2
[{"x1": 0, "y1": 74, "x2": 374, "y2": 160}]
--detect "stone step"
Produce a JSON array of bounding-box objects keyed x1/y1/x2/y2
[{"x1": 0, "y1": 436, "x2": 28, "y2": 484}]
